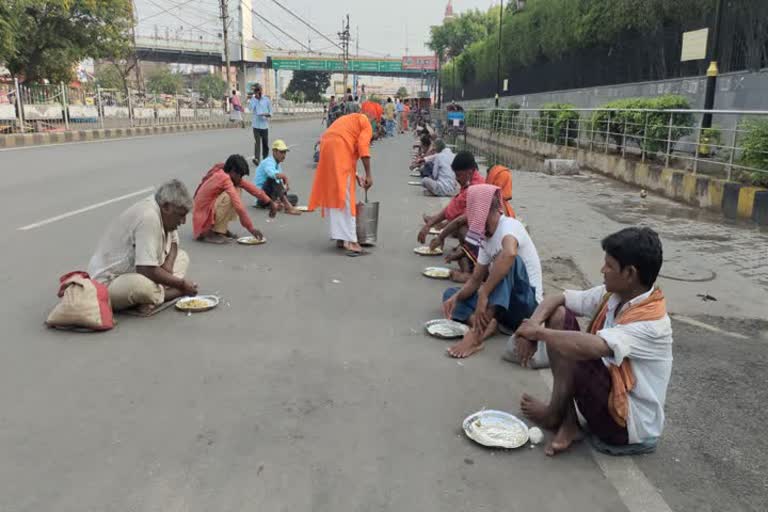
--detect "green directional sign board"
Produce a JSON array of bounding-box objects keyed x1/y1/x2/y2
[{"x1": 270, "y1": 58, "x2": 433, "y2": 74}]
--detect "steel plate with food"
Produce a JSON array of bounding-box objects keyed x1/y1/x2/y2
[
  {"x1": 424, "y1": 319, "x2": 469, "y2": 339},
  {"x1": 414, "y1": 246, "x2": 443, "y2": 256},
  {"x1": 237, "y1": 236, "x2": 267, "y2": 245},
  {"x1": 462, "y1": 410, "x2": 530, "y2": 449},
  {"x1": 175, "y1": 295, "x2": 220, "y2": 312},
  {"x1": 422, "y1": 266, "x2": 451, "y2": 279}
]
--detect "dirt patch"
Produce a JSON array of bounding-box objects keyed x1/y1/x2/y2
[{"x1": 541, "y1": 256, "x2": 591, "y2": 296}]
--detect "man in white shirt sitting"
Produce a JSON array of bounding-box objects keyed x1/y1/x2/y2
[
  {"x1": 515, "y1": 227, "x2": 672, "y2": 456},
  {"x1": 442, "y1": 184, "x2": 542, "y2": 358}
]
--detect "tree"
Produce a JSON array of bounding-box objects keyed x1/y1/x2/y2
[
  {"x1": 146, "y1": 68, "x2": 183, "y2": 95},
  {"x1": 427, "y1": 8, "x2": 497, "y2": 60},
  {"x1": 198, "y1": 74, "x2": 227, "y2": 100},
  {"x1": 1, "y1": 0, "x2": 133, "y2": 83},
  {"x1": 396, "y1": 87, "x2": 408, "y2": 99},
  {"x1": 284, "y1": 70, "x2": 330, "y2": 102},
  {"x1": 94, "y1": 64, "x2": 128, "y2": 91}
]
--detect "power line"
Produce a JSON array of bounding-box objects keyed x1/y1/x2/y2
[
  {"x1": 138, "y1": 0, "x2": 207, "y2": 22},
  {"x1": 247, "y1": 7, "x2": 312, "y2": 51},
  {"x1": 143, "y1": 0, "x2": 219, "y2": 33},
  {"x1": 267, "y1": 0, "x2": 343, "y2": 51}
]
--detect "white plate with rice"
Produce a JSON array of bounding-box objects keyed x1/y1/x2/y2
[
  {"x1": 424, "y1": 319, "x2": 469, "y2": 339},
  {"x1": 463, "y1": 410, "x2": 530, "y2": 449}
]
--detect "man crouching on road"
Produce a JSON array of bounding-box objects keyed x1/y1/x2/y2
[
  {"x1": 254, "y1": 139, "x2": 302, "y2": 215},
  {"x1": 515, "y1": 227, "x2": 672, "y2": 456},
  {"x1": 87, "y1": 180, "x2": 198, "y2": 316}
]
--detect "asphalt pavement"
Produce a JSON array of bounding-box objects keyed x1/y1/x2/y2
[{"x1": 0, "y1": 121, "x2": 765, "y2": 511}]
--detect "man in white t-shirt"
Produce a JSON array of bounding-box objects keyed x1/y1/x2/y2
[
  {"x1": 88, "y1": 180, "x2": 199, "y2": 316},
  {"x1": 515, "y1": 227, "x2": 672, "y2": 456},
  {"x1": 442, "y1": 184, "x2": 542, "y2": 358}
]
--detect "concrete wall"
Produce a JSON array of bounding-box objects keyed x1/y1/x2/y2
[
  {"x1": 465, "y1": 127, "x2": 768, "y2": 226},
  {"x1": 461, "y1": 68, "x2": 768, "y2": 111}
]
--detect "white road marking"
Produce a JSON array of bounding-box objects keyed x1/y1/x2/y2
[
  {"x1": 670, "y1": 314, "x2": 748, "y2": 339},
  {"x1": 18, "y1": 187, "x2": 154, "y2": 231},
  {"x1": 536, "y1": 370, "x2": 673, "y2": 512}
]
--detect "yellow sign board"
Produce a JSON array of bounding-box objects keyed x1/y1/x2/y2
[{"x1": 681, "y1": 29, "x2": 708, "y2": 62}]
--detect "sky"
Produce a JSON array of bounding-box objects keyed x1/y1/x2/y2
[{"x1": 134, "y1": 0, "x2": 494, "y2": 58}]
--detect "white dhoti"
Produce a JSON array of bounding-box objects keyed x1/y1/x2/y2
[{"x1": 325, "y1": 176, "x2": 357, "y2": 243}]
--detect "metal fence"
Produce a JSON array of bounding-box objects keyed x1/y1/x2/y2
[
  {"x1": 0, "y1": 80, "x2": 323, "y2": 135},
  {"x1": 436, "y1": 107, "x2": 768, "y2": 184}
]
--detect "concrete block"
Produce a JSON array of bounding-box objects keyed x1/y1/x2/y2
[
  {"x1": 722, "y1": 182, "x2": 741, "y2": 219},
  {"x1": 737, "y1": 186, "x2": 762, "y2": 219},
  {"x1": 752, "y1": 191, "x2": 768, "y2": 226},
  {"x1": 706, "y1": 180, "x2": 725, "y2": 211},
  {"x1": 543, "y1": 158, "x2": 580, "y2": 175}
]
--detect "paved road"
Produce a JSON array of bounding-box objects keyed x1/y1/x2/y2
[{"x1": 0, "y1": 122, "x2": 765, "y2": 511}]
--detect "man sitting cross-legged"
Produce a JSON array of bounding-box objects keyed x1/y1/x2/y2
[
  {"x1": 192, "y1": 154, "x2": 278, "y2": 244},
  {"x1": 515, "y1": 227, "x2": 672, "y2": 456},
  {"x1": 442, "y1": 184, "x2": 543, "y2": 358}
]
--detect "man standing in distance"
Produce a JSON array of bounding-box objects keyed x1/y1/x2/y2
[{"x1": 249, "y1": 84, "x2": 272, "y2": 165}]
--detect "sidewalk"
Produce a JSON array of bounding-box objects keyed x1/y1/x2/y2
[{"x1": 0, "y1": 113, "x2": 322, "y2": 149}]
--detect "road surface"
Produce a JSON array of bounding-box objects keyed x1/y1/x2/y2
[{"x1": 0, "y1": 121, "x2": 765, "y2": 511}]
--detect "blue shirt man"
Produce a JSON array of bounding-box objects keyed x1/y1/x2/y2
[
  {"x1": 249, "y1": 93, "x2": 272, "y2": 130},
  {"x1": 254, "y1": 154, "x2": 282, "y2": 189}
]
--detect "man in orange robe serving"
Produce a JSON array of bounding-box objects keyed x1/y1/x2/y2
[{"x1": 308, "y1": 112, "x2": 375, "y2": 256}]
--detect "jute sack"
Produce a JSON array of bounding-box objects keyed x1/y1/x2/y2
[{"x1": 46, "y1": 271, "x2": 114, "y2": 331}]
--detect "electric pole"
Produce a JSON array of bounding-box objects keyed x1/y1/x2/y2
[
  {"x1": 354, "y1": 25, "x2": 359, "y2": 96},
  {"x1": 220, "y1": 0, "x2": 232, "y2": 89},
  {"x1": 338, "y1": 15, "x2": 350, "y2": 92},
  {"x1": 129, "y1": 0, "x2": 144, "y2": 94},
  {"x1": 702, "y1": 0, "x2": 724, "y2": 129},
  {"x1": 495, "y1": 0, "x2": 504, "y2": 107}
]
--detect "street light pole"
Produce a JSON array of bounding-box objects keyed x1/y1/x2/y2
[
  {"x1": 702, "y1": 0, "x2": 724, "y2": 129},
  {"x1": 495, "y1": 0, "x2": 503, "y2": 107}
]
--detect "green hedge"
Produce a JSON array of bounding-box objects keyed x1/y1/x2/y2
[
  {"x1": 537, "y1": 103, "x2": 579, "y2": 144},
  {"x1": 739, "y1": 119, "x2": 768, "y2": 187},
  {"x1": 590, "y1": 95, "x2": 694, "y2": 155}
]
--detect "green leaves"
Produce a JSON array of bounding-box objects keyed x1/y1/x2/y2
[
  {"x1": 146, "y1": 68, "x2": 183, "y2": 95},
  {"x1": 197, "y1": 74, "x2": 227, "y2": 100},
  {"x1": 739, "y1": 119, "x2": 768, "y2": 186},
  {"x1": 1, "y1": 0, "x2": 133, "y2": 82},
  {"x1": 284, "y1": 71, "x2": 330, "y2": 103}
]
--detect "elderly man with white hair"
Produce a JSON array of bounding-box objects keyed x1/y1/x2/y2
[{"x1": 88, "y1": 179, "x2": 198, "y2": 316}]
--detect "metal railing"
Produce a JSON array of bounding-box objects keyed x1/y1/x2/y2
[
  {"x1": 0, "y1": 80, "x2": 323, "y2": 136},
  {"x1": 434, "y1": 107, "x2": 768, "y2": 184}
]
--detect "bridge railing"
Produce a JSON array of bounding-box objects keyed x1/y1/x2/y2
[
  {"x1": 0, "y1": 80, "x2": 323, "y2": 136},
  {"x1": 434, "y1": 106, "x2": 768, "y2": 185}
]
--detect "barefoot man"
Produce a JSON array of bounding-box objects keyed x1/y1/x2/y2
[
  {"x1": 193, "y1": 154, "x2": 278, "y2": 244},
  {"x1": 516, "y1": 227, "x2": 672, "y2": 456},
  {"x1": 253, "y1": 139, "x2": 302, "y2": 215},
  {"x1": 88, "y1": 180, "x2": 198, "y2": 316},
  {"x1": 442, "y1": 184, "x2": 542, "y2": 358},
  {"x1": 308, "y1": 112, "x2": 374, "y2": 256}
]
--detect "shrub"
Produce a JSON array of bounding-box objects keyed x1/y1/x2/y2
[
  {"x1": 738, "y1": 118, "x2": 768, "y2": 187},
  {"x1": 590, "y1": 95, "x2": 694, "y2": 156},
  {"x1": 538, "y1": 103, "x2": 579, "y2": 144}
]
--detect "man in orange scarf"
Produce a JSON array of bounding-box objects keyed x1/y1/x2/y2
[
  {"x1": 308, "y1": 112, "x2": 375, "y2": 256},
  {"x1": 514, "y1": 227, "x2": 672, "y2": 456}
]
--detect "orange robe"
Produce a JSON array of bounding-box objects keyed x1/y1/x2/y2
[
  {"x1": 486, "y1": 165, "x2": 516, "y2": 218},
  {"x1": 308, "y1": 113, "x2": 372, "y2": 216}
]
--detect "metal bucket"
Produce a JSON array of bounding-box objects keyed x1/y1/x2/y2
[{"x1": 356, "y1": 192, "x2": 379, "y2": 246}]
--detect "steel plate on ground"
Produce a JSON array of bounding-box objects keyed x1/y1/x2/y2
[
  {"x1": 424, "y1": 319, "x2": 469, "y2": 339},
  {"x1": 175, "y1": 295, "x2": 220, "y2": 313},
  {"x1": 463, "y1": 410, "x2": 530, "y2": 449}
]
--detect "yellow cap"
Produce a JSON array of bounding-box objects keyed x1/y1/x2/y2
[{"x1": 272, "y1": 139, "x2": 289, "y2": 151}]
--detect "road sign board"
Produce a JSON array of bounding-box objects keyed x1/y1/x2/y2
[{"x1": 270, "y1": 58, "x2": 432, "y2": 74}]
